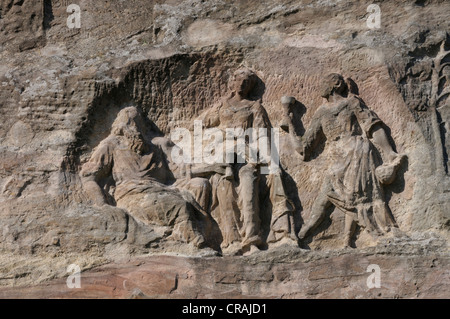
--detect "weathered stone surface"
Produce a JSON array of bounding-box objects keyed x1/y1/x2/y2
[
  {"x1": 0, "y1": 236, "x2": 448, "y2": 299},
  {"x1": 0, "y1": 0, "x2": 449, "y2": 298}
]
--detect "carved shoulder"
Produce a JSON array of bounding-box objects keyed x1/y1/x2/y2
[
  {"x1": 251, "y1": 99, "x2": 271, "y2": 128},
  {"x1": 196, "y1": 100, "x2": 223, "y2": 128},
  {"x1": 348, "y1": 96, "x2": 383, "y2": 137},
  {"x1": 80, "y1": 136, "x2": 116, "y2": 179}
]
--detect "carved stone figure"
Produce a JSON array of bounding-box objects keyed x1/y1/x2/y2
[
  {"x1": 195, "y1": 68, "x2": 296, "y2": 254},
  {"x1": 392, "y1": 38, "x2": 449, "y2": 176},
  {"x1": 80, "y1": 107, "x2": 212, "y2": 249},
  {"x1": 286, "y1": 74, "x2": 405, "y2": 247},
  {"x1": 429, "y1": 40, "x2": 450, "y2": 175}
]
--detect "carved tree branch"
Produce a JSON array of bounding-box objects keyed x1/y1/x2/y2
[{"x1": 429, "y1": 40, "x2": 449, "y2": 175}]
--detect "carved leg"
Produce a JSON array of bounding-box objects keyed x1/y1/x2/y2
[
  {"x1": 238, "y1": 163, "x2": 262, "y2": 250},
  {"x1": 298, "y1": 181, "x2": 332, "y2": 240},
  {"x1": 169, "y1": 200, "x2": 207, "y2": 248},
  {"x1": 181, "y1": 177, "x2": 211, "y2": 213},
  {"x1": 266, "y1": 172, "x2": 297, "y2": 245},
  {"x1": 343, "y1": 213, "x2": 357, "y2": 248},
  {"x1": 117, "y1": 188, "x2": 207, "y2": 248},
  {"x1": 216, "y1": 177, "x2": 241, "y2": 252}
]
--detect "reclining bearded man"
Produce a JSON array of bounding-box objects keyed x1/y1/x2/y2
[{"x1": 80, "y1": 106, "x2": 214, "y2": 250}]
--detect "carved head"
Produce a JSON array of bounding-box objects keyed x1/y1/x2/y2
[
  {"x1": 111, "y1": 107, "x2": 149, "y2": 154},
  {"x1": 321, "y1": 73, "x2": 348, "y2": 100},
  {"x1": 229, "y1": 68, "x2": 258, "y2": 98}
]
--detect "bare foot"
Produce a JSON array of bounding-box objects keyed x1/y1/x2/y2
[
  {"x1": 243, "y1": 245, "x2": 260, "y2": 256},
  {"x1": 222, "y1": 242, "x2": 242, "y2": 256}
]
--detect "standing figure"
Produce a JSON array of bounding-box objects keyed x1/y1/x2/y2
[{"x1": 286, "y1": 74, "x2": 405, "y2": 247}]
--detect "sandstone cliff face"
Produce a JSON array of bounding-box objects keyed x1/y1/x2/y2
[
  {"x1": 1, "y1": 239, "x2": 448, "y2": 299},
  {"x1": 0, "y1": 0, "x2": 449, "y2": 298}
]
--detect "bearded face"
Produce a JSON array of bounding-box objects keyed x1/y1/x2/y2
[
  {"x1": 111, "y1": 107, "x2": 150, "y2": 155},
  {"x1": 123, "y1": 123, "x2": 148, "y2": 154}
]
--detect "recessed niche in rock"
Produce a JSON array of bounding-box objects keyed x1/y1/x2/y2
[{"x1": 0, "y1": 0, "x2": 448, "y2": 299}]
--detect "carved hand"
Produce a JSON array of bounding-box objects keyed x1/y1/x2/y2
[
  {"x1": 280, "y1": 96, "x2": 296, "y2": 134},
  {"x1": 81, "y1": 179, "x2": 108, "y2": 207},
  {"x1": 292, "y1": 135, "x2": 304, "y2": 159},
  {"x1": 190, "y1": 163, "x2": 230, "y2": 177}
]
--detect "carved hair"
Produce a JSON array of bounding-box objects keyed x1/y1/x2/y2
[
  {"x1": 228, "y1": 67, "x2": 259, "y2": 95},
  {"x1": 321, "y1": 73, "x2": 349, "y2": 99},
  {"x1": 111, "y1": 107, "x2": 139, "y2": 136},
  {"x1": 345, "y1": 77, "x2": 359, "y2": 95}
]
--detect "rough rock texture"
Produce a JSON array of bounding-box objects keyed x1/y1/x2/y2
[
  {"x1": 0, "y1": 0, "x2": 449, "y2": 298},
  {"x1": 1, "y1": 235, "x2": 448, "y2": 299}
]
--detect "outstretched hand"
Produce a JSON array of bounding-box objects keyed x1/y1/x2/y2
[{"x1": 280, "y1": 96, "x2": 295, "y2": 132}]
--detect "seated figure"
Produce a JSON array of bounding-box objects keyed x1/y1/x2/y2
[
  {"x1": 80, "y1": 107, "x2": 212, "y2": 249},
  {"x1": 194, "y1": 68, "x2": 296, "y2": 255}
]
